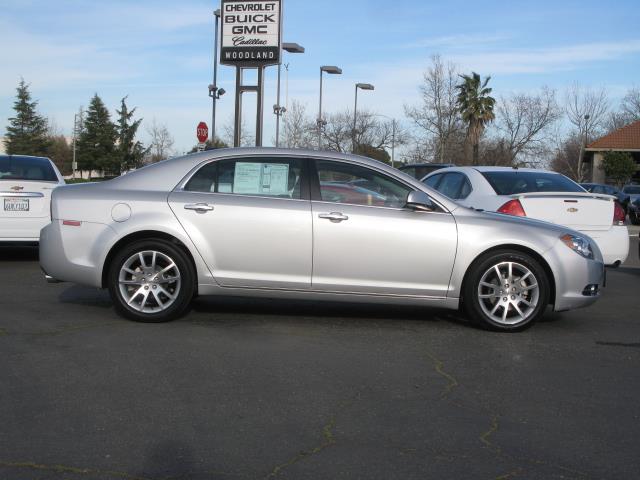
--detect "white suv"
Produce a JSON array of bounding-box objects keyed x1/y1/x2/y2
[{"x1": 0, "y1": 155, "x2": 65, "y2": 244}]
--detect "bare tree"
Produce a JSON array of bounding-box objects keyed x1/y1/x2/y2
[
  {"x1": 565, "y1": 83, "x2": 609, "y2": 138},
  {"x1": 620, "y1": 86, "x2": 640, "y2": 121},
  {"x1": 496, "y1": 87, "x2": 561, "y2": 165},
  {"x1": 323, "y1": 109, "x2": 407, "y2": 155},
  {"x1": 405, "y1": 55, "x2": 462, "y2": 163},
  {"x1": 145, "y1": 118, "x2": 174, "y2": 163},
  {"x1": 550, "y1": 132, "x2": 582, "y2": 181},
  {"x1": 564, "y1": 84, "x2": 609, "y2": 181},
  {"x1": 221, "y1": 116, "x2": 254, "y2": 147},
  {"x1": 282, "y1": 100, "x2": 315, "y2": 148}
]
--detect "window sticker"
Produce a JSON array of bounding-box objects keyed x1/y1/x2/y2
[{"x1": 233, "y1": 163, "x2": 289, "y2": 195}]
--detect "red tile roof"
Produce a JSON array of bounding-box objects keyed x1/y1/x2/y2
[{"x1": 587, "y1": 119, "x2": 640, "y2": 150}]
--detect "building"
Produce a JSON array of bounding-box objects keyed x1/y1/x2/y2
[{"x1": 585, "y1": 120, "x2": 640, "y2": 184}]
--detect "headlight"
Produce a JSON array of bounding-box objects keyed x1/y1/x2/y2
[{"x1": 560, "y1": 234, "x2": 594, "y2": 260}]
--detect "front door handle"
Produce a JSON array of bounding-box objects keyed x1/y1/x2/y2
[
  {"x1": 184, "y1": 203, "x2": 214, "y2": 213},
  {"x1": 318, "y1": 212, "x2": 349, "y2": 222}
]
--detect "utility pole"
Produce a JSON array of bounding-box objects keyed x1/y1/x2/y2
[{"x1": 208, "y1": 9, "x2": 225, "y2": 144}]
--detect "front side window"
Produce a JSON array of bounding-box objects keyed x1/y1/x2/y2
[
  {"x1": 315, "y1": 160, "x2": 411, "y2": 208},
  {"x1": 185, "y1": 158, "x2": 304, "y2": 199}
]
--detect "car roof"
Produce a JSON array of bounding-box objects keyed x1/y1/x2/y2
[
  {"x1": 101, "y1": 147, "x2": 460, "y2": 212},
  {"x1": 399, "y1": 163, "x2": 455, "y2": 168},
  {"x1": 0, "y1": 154, "x2": 52, "y2": 162},
  {"x1": 468, "y1": 166, "x2": 558, "y2": 173}
]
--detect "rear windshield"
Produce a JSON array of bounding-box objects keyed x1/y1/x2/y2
[
  {"x1": 623, "y1": 185, "x2": 640, "y2": 194},
  {"x1": 481, "y1": 171, "x2": 584, "y2": 195},
  {"x1": 0, "y1": 156, "x2": 57, "y2": 182}
]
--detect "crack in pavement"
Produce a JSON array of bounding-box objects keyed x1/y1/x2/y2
[
  {"x1": 420, "y1": 346, "x2": 593, "y2": 480},
  {"x1": 265, "y1": 416, "x2": 336, "y2": 479},
  {"x1": 265, "y1": 391, "x2": 362, "y2": 479},
  {"x1": 0, "y1": 460, "x2": 151, "y2": 480}
]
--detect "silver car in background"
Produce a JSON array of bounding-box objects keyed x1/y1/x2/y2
[{"x1": 40, "y1": 149, "x2": 604, "y2": 332}]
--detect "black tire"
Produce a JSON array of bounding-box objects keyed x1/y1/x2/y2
[
  {"x1": 107, "y1": 239, "x2": 195, "y2": 322},
  {"x1": 462, "y1": 250, "x2": 550, "y2": 332},
  {"x1": 630, "y1": 211, "x2": 640, "y2": 226}
]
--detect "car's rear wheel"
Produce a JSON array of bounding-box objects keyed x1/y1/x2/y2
[
  {"x1": 463, "y1": 250, "x2": 550, "y2": 332},
  {"x1": 629, "y1": 210, "x2": 640, "y2": 225},
  {"x1": 108, "y1": 239, "x2": 195, "y2": 322}
]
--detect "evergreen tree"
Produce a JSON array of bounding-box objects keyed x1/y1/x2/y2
[
  {"x1": 76, "y1": 94, "x2": 116, "y2": 178},
  {"x1": 4, "y1": 78, "x2": 51, "y2": 156},
  {"x1": 115, "y1": 96, "x2": 147, "y2": 172}
]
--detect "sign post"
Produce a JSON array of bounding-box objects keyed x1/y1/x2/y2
[
  {"x1": 220, "y1": 0, "x2": 282, "y2": 147},
  {"x1": 196, "y1": 122, "x2": 209, "y2": 151}
]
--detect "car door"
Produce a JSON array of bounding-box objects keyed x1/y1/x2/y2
[
  {"x1": 310, "y1": 159, "x2": 457, "y2": 297},
  {"x1": 168, "y1": 156, "x2": 312, "y2": 289}
]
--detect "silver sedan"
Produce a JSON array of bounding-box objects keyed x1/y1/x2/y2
[{"x1": 40, "y1": 149, "x2": 604, "y2": 332}]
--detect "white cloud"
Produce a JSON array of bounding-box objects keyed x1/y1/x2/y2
[
  {"x1": 403, "y1": 33, "x2": 512, "y2": 49},
  {"x1": 437, "y1": 39, "x2": 640, "y2": 75}
]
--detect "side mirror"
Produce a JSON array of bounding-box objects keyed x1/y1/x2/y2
[{"x1": 405, "y1": 190, "x2": 436, "y2": 212}]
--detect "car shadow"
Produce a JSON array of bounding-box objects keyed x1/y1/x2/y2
[
  {"x1": 58, "y1": 284, "x2": 113, "y2": 309},
  {"x1": 191, "y1": 295, "x2": 470, "y2": 328},
  {"x1": 0, "y1": 246, "x2": 39, "y2": 261}
]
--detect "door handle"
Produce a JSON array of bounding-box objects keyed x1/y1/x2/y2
[
  {"x1": 184, "y1": 203, "x2": 214, "y2": 213},
  {"x1": 318, "y1": 212, "x2": 349, "y2": 222}
]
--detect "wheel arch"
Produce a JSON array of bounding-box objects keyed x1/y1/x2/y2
[
  {"x1": 101, "y1": 230, "x2": 198, "y2": 292},
  {"x1": 460, "y1": 244, "x2": 556, "y2": 307}
]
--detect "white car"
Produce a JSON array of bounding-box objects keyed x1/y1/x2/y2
[
  {"x1": 0, "y1": 155, "x2": 65, "y2": 244},
  {"x1": 422, "y1": 166, "x2": 629, "y2": 266}
]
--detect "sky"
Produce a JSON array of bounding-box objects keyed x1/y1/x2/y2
[{"x1": 1, "y1": 0, "x2": 639, "y2": 154}]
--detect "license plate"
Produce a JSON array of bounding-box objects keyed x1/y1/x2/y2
[{"x1": 4, "y1": 198, "x2": 29, "y2": 212}]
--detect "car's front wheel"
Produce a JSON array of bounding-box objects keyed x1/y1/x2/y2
[
  {"x1": 463, "y1": 250, "x2": 550, "y2": 332},
  {"x1": 107, "y1": 239, "x2": 195, "y2": 322}
]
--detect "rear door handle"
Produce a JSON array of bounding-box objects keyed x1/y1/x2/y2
[
  {"x1": 184, "y1": 203, "x2": 214, "y2": 213},
  {"x1": 318, "y1": 212, "x2": 349, "y2": 222}
]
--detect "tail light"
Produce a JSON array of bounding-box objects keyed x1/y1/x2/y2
[
  {"x1": 613, "y1": 201, "x2": 626, "y2": 225},
  {"x1": 497, "y1": 199, "x2": 526, "y2": 217}
]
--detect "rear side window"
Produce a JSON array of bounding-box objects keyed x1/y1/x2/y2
[
  {"x1": 623, "y1": 186, "x2": 640, "y2": 194},
  {"x1": 0, "y1": 156, "x2": 57, "y2": 182},
  {"x1": 186, "y1": 158, "x2": 304, "y2": 199},
  {"x1": 481, "y1": 171, "x2": 584, "y2": 195}
]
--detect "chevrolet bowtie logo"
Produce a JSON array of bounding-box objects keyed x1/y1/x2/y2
[
  {"x1": 567, "y1": 207, "x2": 579, "y2": 213},
  {"x1": 10, "y1": 186, "x2": 24, "y2": 191}
]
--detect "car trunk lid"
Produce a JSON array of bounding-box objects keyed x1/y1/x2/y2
[
  {"x1": 0, "y1": 181, "x2": 56, "y2": 219},
  {"x1": 514, "y1": 192, "x2": 615, "y2": 231}
]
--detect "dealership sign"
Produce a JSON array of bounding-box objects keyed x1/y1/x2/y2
[{"x1": 220, "y1": 0, "x2": 282, "y2": 67}]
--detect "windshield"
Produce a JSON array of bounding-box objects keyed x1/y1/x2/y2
[
  {"x1": 481, "y1": 171, "x2": 585, "y2": 195},
  {"x1": 623, "y1": 185, "x2": 640, "y2": 194},
  {"x1": 0, "y1": 156, "x2": 58, "y2": 182}
]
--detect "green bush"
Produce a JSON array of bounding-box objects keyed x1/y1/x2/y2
[{"x1": 600, "y1": 151, "x2": 637, "y2": 187}]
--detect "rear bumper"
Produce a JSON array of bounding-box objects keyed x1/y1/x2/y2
[
  {"x1": 39, "y1": 220, "x2": 117, "y2": 288},
  {"x1": 582, "y1": 226, "x2": 629, "y2": 266}
]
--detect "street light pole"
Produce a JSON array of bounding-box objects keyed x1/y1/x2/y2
[
  {"x1": 317, "y1": 66, "x2": 342, "y2": 150},
  {"x1": 209, "y1": 9, "x2": 221, "y2": 144},
  {"x1": 274, "y1": 43, "x2": 304, "y2": 148},
  {"x1": 352, "y1": 83, "x2": 374, "y2": 153}
]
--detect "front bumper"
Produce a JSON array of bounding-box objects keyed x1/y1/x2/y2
[{"x1": 547, "y1": 239, "x2": 605, "y2": 312}]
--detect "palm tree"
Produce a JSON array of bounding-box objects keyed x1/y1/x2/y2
[{"x1": 456, "y1": 72, "x2": 496, "y2": 165}]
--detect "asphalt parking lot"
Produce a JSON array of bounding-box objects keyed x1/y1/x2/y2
[{"x1": 1, "y1": 229, "x2": 639, "y2": 480}]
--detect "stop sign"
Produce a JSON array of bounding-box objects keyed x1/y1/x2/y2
[{"x1": 196, "y1": 122, "x2": 208, "y2": 143}]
